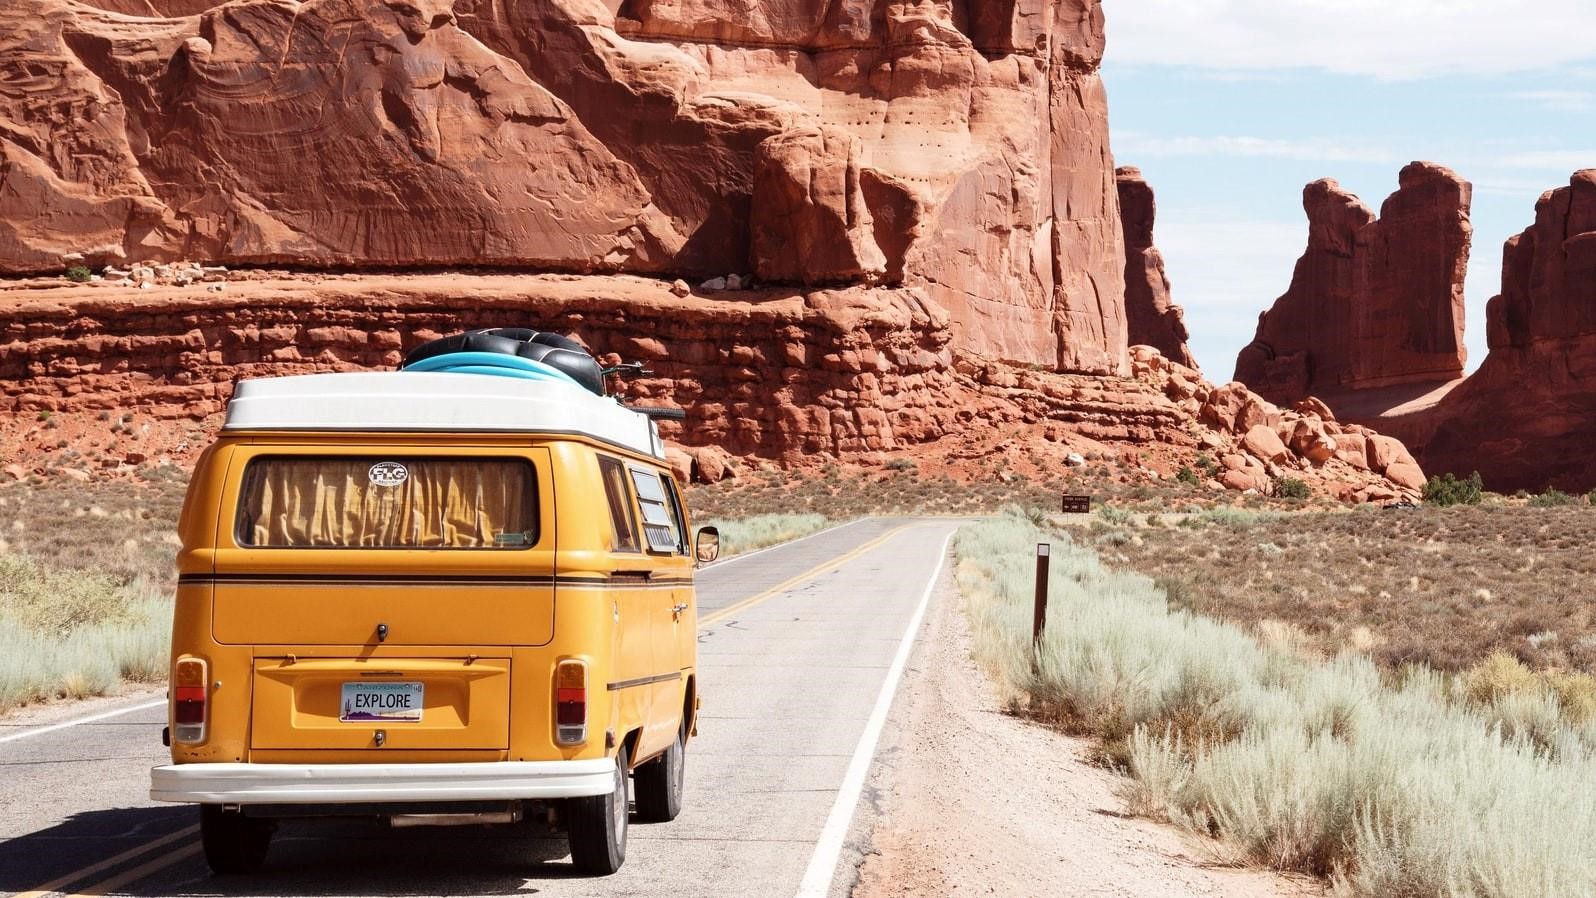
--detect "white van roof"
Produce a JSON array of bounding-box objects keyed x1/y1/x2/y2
[{"x1": 222, "y1": 372, "x2": 666, "y2": 460}]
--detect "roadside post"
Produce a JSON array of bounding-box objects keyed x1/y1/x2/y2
[{"x1": 1033, "y1": 543, "x2": 1050, "y2": 646}]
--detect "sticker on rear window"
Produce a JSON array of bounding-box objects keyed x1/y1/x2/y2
[{"x1": 368, "y1": 462, "x2": 409, "y2": 487}]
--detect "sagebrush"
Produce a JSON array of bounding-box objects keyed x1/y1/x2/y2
[{"x1": 957, "y1": 510, "x2": 1596, "y2": 898}]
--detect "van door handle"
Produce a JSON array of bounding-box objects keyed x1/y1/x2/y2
[{"x1": 672, "y1": 603, "x2": 690, "y2": 617}]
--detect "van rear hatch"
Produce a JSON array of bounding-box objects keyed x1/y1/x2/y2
[{"x1": 201, "y1": 448, "x2": 557, "y2": 752}]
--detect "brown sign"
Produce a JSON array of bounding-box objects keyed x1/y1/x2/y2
[{"x1": 1061, "y1": 495, "x2": 1091, "y2": 514}]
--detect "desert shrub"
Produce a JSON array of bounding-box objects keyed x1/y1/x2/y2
[
  {"x1": 885, "y1": 458, "x2": 917, "y2": 472},
  {"x1": 1529, "y1": 488, "x2": 1576, "y2": 508},
  {"x1": 1175, "y1": 466, "x2": 1200, "y2": 486},
  {"x1": 64, "y1": 265, "x2": 92, "y2": 283},
  {"x1": 1193, "y1": 454, "x2": 1219, "y2": 478},
  {"x1": 1465, "y1": 652, "x2": 1596, "y2": 733},
  {"x1": 700, "y1": 513, "x2": 830, "y2": 557},
  {"x1": 1423, "y1": 471, "x2": 1484, "y2": 507},
  {"x1": 0, "y1": 551, "x2": 170, "y2": 713},
  {"x1": 1096, "y1": 505, "x2": 1132, "y2": 526},
  {"x1": 1273, "y1": 477, "x2": 1311, "y2": 501},
  {"x1": 1196, "y1": 506, "x2": 1275, "y2": 528},
  {"x1": 956, "y1": 511, "x2": 1596, "y2": 897}
]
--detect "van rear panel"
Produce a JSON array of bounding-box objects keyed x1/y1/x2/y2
[{"x1": 250, "y1": 657, "x2": 511, "y2": 751}]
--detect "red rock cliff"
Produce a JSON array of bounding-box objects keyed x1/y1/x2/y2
[
  {"x1": 1410, "y1": 170, "x2": 1596, "y2": 491},
  {"x1": 1116, "y1": 166, "x2": 1196, "y2": 369},
  {"x1": 1234, "y1": 162, "x2": 1471, "y2": 402},
  {"x1": 2, "y1": 0, "x2": 1129, "y2": 375}
]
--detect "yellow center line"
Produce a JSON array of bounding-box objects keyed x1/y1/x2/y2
[
  {"x1": 20, "y1": 526, "x2": 911, "y2": 896},
  {"x1": 67, "y1": 843, "x2": 202, "y2": 897},
  {"x1": 13, "y1": 824, "x2": 198, "y2": 898},
  {"x1": 699, "y1": 524, "x2": 911, "y2": 628}
]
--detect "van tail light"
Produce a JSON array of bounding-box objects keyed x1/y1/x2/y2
[
  {"x1": 554, "y1": 660, "x2": 587, "y2": 746},
  {"x1": 173, "y1": 657, "x2": 208, "y2": 744}
]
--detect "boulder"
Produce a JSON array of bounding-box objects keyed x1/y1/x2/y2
[
  {"x1": 1289, "y1": 419, "x2": 1338, "y2": 465},
  {"x1": 1333, "y1": 432, "x2": 1370, "y2": 469},
  {"x1": 1221, "y1": 470, "x2": 1260, "y2": 492},
  {"x1": 1241, "y1": 425, "x2": 1289, "y2": 464},
  {"x1": 1366, "y1": 434, "x2": 1415, "y2": 473},
  {"x1": 664, "y1": 447, "x2": 694, "y2": 484},
  {"x1": 1385, "y1": 461, "x2": 1427, "y2": 492},
  {"x1": 690, "y1": 446, "x2": 736, "y2": 484}
]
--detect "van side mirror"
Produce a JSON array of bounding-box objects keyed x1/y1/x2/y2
[{"x1": 695, "y1": 527, "x2": 720, "y2": 564}]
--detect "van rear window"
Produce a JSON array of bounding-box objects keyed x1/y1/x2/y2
[{"x1": 235, "y1": 457, "x2": 538, "y2": 549}]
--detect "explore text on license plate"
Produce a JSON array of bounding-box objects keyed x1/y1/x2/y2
[{"x1": 340, "y1": 681, "x2": 424, "y2": 723}]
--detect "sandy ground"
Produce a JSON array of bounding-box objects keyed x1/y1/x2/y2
[{"x1": 850, "y1": 576, "x2": 1324, "y2": 898}]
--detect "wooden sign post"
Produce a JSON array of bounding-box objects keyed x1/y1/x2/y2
[
  {"x1": 1033, "y1": 543, "x2": 1050, "y2": 646},
  {"x1": 1061, "y1": 495, "x2": 1091, "y2": 514}
]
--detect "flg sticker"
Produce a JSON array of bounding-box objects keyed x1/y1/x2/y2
[{"x1": 368, "y1": 461, "x2": 409, "y2": 487}]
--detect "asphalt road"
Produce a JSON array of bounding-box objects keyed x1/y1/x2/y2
[{"x1": 0, "y1": 517, "x2": 960, "y2": 898}]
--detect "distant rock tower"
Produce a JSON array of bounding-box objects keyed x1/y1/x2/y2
[
  {"x1": 1234, "y1": 162, "x2": 1472, "y2": 403},
  {"x1": 1116, "y1": 167, "x2": 1198, "y2": 370}
]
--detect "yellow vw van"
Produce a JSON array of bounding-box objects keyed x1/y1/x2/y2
[{"x1": 150, "y1": 332, "x2": 716, "y2": 876}]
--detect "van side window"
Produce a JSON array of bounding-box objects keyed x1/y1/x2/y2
[
  {"x1": 598, "y1": 456, "x2": 641, "y2": 553},
  {"x1": 661, "y1": 475, "x2": 689, "y2": 555},
  {"x1": 628, "y1": 468, "x2": 681, "y2": 554}
]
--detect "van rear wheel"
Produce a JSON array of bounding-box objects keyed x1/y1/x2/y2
[
  {"x1": 566, "y1": 744, "x2": 629, "y2": 875},
  {"x1": 199, "y1": 805, "x2": 273, "y2": 874},
  {"x1": 633, "y1": 723, "x2": 685, "y2": 823}
]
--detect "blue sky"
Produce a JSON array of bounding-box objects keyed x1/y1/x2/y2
[{"x1": 1099, "y1": 0, "x2": 1596, "y2": 378}]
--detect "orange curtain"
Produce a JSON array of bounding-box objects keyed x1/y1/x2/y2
[{"x1": 238, "y1": 459, "x2": 535, "y2": 548}]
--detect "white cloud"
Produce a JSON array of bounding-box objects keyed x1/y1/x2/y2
[
  {"x1": 1104, "y1": 0, "x2": 1596, "y2": 80},
  {"x1": 1503, "y1": 90, "x2": 1595, "y2": 113},
  {"x1": 1113, "y1": 131, "x2": 1397, "y2": 164},
  {"x1": 1110, "y1": 130, "x2": 1592, "y2": 185},
  {"x1": 1492, "y1": 150, "x2": 1596, "y2": 171}
]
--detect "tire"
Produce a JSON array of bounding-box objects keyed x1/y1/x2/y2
[
  {"x1": 566, "y1": 744, "x2": 629, "y2": 875},
  {"x1": 402, "y1": 328, "x2": 605, "y2": 396},
  {"x1": 199, "y1": 804, "x2": 273, "y2": 874},
  {"x1": 633, "y1": 722, "x2": 685, "y2": 823}
]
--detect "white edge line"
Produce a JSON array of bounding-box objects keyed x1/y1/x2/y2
[
  {"x1": 794, "y1": 528, "x2": 955, "y2": 898},
  {"x1": 0, "y1": 698, "x2": 166, "y2": 745},
  {"x1": 700, "y1": 517, "x2": 871, "y2": 570}
]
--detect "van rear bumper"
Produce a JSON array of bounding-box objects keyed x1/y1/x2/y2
[{"x1": 150, "y1": 759, "x2": 615, "y2": 804}]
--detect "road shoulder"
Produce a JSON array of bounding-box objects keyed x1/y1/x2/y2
[{"x1": 848, "y1": 567, "x2": 1323, "y2": 898}]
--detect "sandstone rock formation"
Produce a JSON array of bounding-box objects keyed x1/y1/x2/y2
[
  {"x1": 3, "y1": 0, "x2": 1130, "y2": 375},
  {"x1": 0, "y1": 273, "x2": 1422, "y2": 500},
  {"x1": 1116, "y1": 167, "x2": 1196, "y2": 369},
  {"x1": 1400, "y1": 170, "x2": 1596, "y2": 491},
  {"x1": 1234, "y1": 162, "x2": 1472, "y2": 403}
]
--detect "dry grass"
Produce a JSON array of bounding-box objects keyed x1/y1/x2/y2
[
  {"x1": 0, "y1": 480, "x2": 184, "y2": 714},
  {"x1": 1094, "y1": 503, "x2": 1596, "y2": 677},
  {"x1": 0, "y1": 553, "x2": 170, "y2": 713},
  {"x1": 0, "y1": 479, "x2": 186, "y2": 593},
  {"x1": 700, "y1": 513, "x2": 831, "y2": 557}
]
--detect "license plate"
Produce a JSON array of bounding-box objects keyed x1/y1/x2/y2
[{"x1": 340, "y1": 681, "x2": 424, "y2": 723}]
